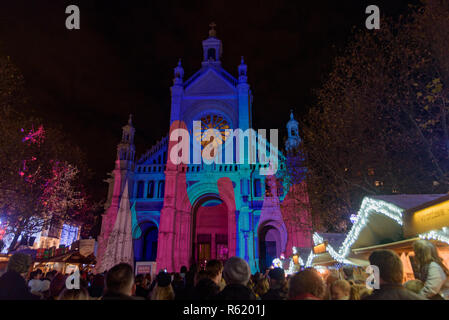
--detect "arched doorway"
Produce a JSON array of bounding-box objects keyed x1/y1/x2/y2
[
  {"x1": 192, "y1": 196, "x2": 229, "y2": 267},
  {"x1": 259, "y1": 225, "x2": 281, "y2": 271},
  {"x1": 134, "y1": 221, "x2": 158, "y2": 262}
]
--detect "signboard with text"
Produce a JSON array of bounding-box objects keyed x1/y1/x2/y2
[{"x1": 404, "y1": 196, "x2": 449, "y2": 237}]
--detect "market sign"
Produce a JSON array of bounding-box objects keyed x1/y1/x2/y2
[{"x1": 404, "y1": 197, "x2": 449, "y2": 237}]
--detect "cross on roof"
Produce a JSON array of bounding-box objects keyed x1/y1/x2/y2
[{"x1": 209, "y1": 22, "x2": 217, "y2": 37}]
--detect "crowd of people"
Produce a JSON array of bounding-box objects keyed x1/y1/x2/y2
[{"x1": 0, "y1": 239, "x2": 448, "y2": 300}]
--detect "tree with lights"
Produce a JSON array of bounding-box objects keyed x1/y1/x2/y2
[
  {"x1": 0, "y1": 50, "x2": 96, "y2": 252},
  {"x1": 302, "y1": 0, "x2": 449, "y2": 232}
]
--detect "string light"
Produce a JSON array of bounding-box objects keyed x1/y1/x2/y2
[
  {"x1": 338, "y1": 197, "x2": 403, "y2": 259},
  {"x1": 419, "y1": 228, "x2": 449, "y2": 244}
]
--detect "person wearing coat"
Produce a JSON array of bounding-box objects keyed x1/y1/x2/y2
[
  {"x1": 0, "y1": 253, "x2": 40, "y2": 300},
  {"x1": 413, "y1": 240, "x2": 449, "y2": 300}
]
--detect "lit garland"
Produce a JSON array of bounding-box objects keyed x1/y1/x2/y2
[
  {"x1": 312, "y1": 232, "x2": 352, "y2": 264},
  {"x1": 305, "y1": 250, "x2": 315, "y2": 268},
  {"x1": 337, "y1": 197, "x2": 403, "y2": 259},
  {"x1": 419, "y1": 228, "x2": 449, "y2": 245}
]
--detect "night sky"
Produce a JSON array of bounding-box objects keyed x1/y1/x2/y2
[{"x1": 0, "y1": 0, "x2": 415, "y2": 201}]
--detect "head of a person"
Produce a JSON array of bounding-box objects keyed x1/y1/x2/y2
[
  {"x1": 330, "y1": 279, "x2": 351, "y2": 300},
  {"x1": 404, "y1": 279, "x2": 424, "y2": 294},
  {"x1": 46, "y1": 270, "x2": 57, "y2": 281},
  {"x1": 180, "y1": 266, "x2": 188, "y2": 274},
  {"x1": 173, "y1": 273, "x2": 183, "y2": 283},
  {"x1": 92, "y1": 274, "x2": 105, "y2": 287},
  {"x1": 254, "y1": 277, "x2": 270, "y2": 297},
  {"x1": 342, "y1": 266, "x2": 354, "y2": 280},
  {"x1": 151, "y1": 272, "x2": 174, "y2": 300},
  {"x1": 195, "y1": 270, "x2": 211, "y2": 286},
  {"x1": 135, "y1": 274, "x2": 144, "y2": 287},
  {"x1": 35, "y1": 269, "x2": 43, "y2": 279},
  {"x1": 413, "y1": 240, "x2": 449, "y2": 276},
  {"x1": 7, "y1": 253, "x2": 32, "y2": 278},
  {"x1": 288, "y1": 268, "x2": 325, "y2": 300},
  {"x1": 222, "y1": 257, "x2": 251, "y2": 286},
  {"x1": 206, "y1": 259, "x2": 223, "y2": 285},
  {"x1": 105, "y1": 263, "x2": 134, "y2": 296},
  {"x1": 58, "y1": 288, "x2": 90, "y2": 300},
  {"x1": 369, "y1": 250, "x2": 403, "y2": 285},
  {"x1": 268, "y1": 268, "x2": 285, "y2": 289}
]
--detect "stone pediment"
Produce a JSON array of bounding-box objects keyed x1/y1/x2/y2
[{"x1": 184, "y1": 68, "x2": 237, "y2": 96}]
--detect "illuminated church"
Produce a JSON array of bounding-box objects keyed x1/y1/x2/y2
[{"x1": 97, "y1": 24, "x2": 312, "y2": 273}]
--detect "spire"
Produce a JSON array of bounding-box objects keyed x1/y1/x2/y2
[
  {"x1": 117, "y1": 115, "x2": 136, "y2": 167},
  {"x1": 238, "y1": 56, "x2": 248, "y2": 84},
  {"x1": 202, "y1": 23, "x2": 222, "y2": 66},
  {"x1": 286, "y1": 110, "x2": 301, "y2": 153},
  {"x1": 173, "y1": 58, "x2": 184, "y2": 85}
]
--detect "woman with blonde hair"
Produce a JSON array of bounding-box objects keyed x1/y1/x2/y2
[
  {"x1": 413, "y1": 239, "x2": 449, "y2": 299},
  {"x1": 150, "y1": 272, "x2": 175, "y2": 300}
]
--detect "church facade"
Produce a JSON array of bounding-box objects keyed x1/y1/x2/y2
[{"x1": 97, "y1": 25, "x2": 312, "y2": 273}]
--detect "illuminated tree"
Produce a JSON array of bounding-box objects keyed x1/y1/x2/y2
[{"x1": 302, "y1": 0, "x2": 449, "y2": 231}]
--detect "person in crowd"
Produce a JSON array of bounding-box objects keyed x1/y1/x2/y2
[
  {"x1": 58, "y1": 288, "x2": 90, "y2": 300},
  {"x1": 41, "y1": 270, "x2": 57, "y2": 295},
  {"x1": 134, "y1": 274, "x2": 150, "y2": 299},
  {"x1": 413, "y1": 239, "x2": 449, "y2": 300},
  {"x1": 49, "y1": 273, "x2": 67, "y2": 300},
  {"x1": 324, "y1": 271, "x2": 339, "y2": 300},
  {"x1": 191, "y1": 270, "x2": 221, "y2": 300},
  {"x1": 102, "y1": 263, "x2": 136, "y2": 300},
  {"x1": 144, "y1": 273, "x2": 152, "y2": 288},
  {"x1": 89, "y1": 273, "x2": 105, "y2": 298},
  {"x1": 205, "y1": 259, "x2": 223, "y2": 287},
  {"x1": 195, "y1": 270, "x2": 211, "y2": 285},
  {"x1": 171, "y1": 272, "x2": 185, "y2": 298},
  {"x1": 253, "y1": 277, "x2": 269, "y2": 299},
  {"x1": 404, "y1": 279, "x2": 424, "y2": 294},
  {"x1": 151, "y1": 271, "x2": 175, "y2": 300},
  {"x1": 330, "y1": 279, "x2": 352, "y2": 300},
  {"x1": 363, "y1": 250, "x2": 426, "y2": 300},
  {"x1": 288, "y1": 268, "x2": 325, "y2": 300},
  {"x1": 0, "y1": 253, "x2": 39, "y2": 300},
  {"x1": 28, "y1": 269, "x2": 44, "y2": 296},
  {"x1": 215, "y1": 256, "x2": 256, "y2": 300},
  {"x1": 180, "y1": 266, "x2": 188, "y2": 280},
  {"x1": 262, "y1": 268, "x2": 288, "y2": 300}
]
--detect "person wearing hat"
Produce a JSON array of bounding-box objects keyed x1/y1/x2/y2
[
  {"x1": 0, "y1": 253, "x2": 39, "y2": 300},
  {"x1": 262, "y1": 268, "x2": 288, "y2": 300},
  {"x1": 150, "y1": 271, "x2": 175, "y2": 300},
  {"x1": 215, "y1": 257, "x2": 256, "y2": 300}
]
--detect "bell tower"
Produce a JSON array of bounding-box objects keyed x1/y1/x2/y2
[
  {"x1": 286, "y1": 110, "x2": 301, "y2": 154},
  {"x1": 202, "y1": 22, "x2": 223, "y2": 67}
]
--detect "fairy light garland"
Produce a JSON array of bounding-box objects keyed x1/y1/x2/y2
[
  {"x1": 338, "y1": 197, "x2": 403, "y2": 258},
  {"x1": 419, "y1": 228, "x2": 449, "y2": 244}
]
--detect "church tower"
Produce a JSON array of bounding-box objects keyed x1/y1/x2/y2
[
  {"x1": 96, "y1": 115, "x2": 135, "y2": 272},
  {"x1": 281, "y1": 110, "x2": 313, "y2": 253},
  {"x1": 286, "y1": 110, "x2": 301, "y2": 154}
]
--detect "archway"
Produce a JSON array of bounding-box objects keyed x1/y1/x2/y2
[
  {"x1": 133, "y1": 221, "x2": 158, "y2": 262},
  {"x1": 192, "y1": 195, "x2": 229, "y2": 267},
  {"x1": 258, "y1": 224, "x2": 281, "y2": 271}
]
